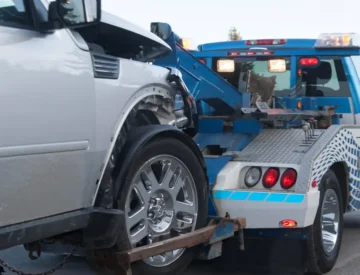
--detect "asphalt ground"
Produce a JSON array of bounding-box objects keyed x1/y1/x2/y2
[{"x1": 1, "y1": 212, "x2": 360, "y2": 275}]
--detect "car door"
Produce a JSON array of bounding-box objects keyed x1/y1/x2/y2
[{"x1": 0, "y1": 0, "x2": 96, "y2": 227}]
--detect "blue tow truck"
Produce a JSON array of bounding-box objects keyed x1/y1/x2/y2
[{"x1": 147, "y1": 27, "x2": 360, "y2": 274}]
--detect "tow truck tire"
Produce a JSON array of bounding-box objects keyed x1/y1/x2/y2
[
  {"x1": 306, "y1": 169, "x2": 344, "y2": 274},
  {"x1": 114, "y1": 136, "x2": 208, "y2": 275}
]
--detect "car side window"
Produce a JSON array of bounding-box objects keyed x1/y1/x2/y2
[
  {"x1": 302, "y1": 57, "x2": 351, "y2": 97},
  {"x1": 0, "y1": 0, "x2": 33, "y2": 29}
]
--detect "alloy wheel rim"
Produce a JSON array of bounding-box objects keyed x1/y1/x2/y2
[
  {"x1": 124, "y1": 154, "x2": 198, "y2": 267},
  {"x1": 321, "y1": 188, "x2": 340, "y2": 256}
]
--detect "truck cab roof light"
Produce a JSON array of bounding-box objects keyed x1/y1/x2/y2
[
  {"x1": 314, "y1": 33, "x2": 360, "y2": 48},
  {"x1": 299, "y1": 57, "x2": 319, "y2": 67},
  {"x1": 246, "y1": 39, "x2": 287, "y2": 46},
  {"x1": 228, "y1": 51, "x2": 274, "y2": 56}
]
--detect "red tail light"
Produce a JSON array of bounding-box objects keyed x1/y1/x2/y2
[
  {"x1": 280, "y1": 169, "x2": 297, "y2": 189},
  {"x1": 299, "y1": 57, "x2": 319, "y2": 67},
  {"x1": 263, "y1": 168, "x2": 279, "y2": 188}
]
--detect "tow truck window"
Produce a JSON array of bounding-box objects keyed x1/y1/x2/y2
[
  {"x1": 214, "y1": 57, "x2": 291, "y2": 97},
  {"x1": 301, "y1": 57, "x2": 350, "y2": 97},
  {"x1": 350, "y1": 55, "x2": 360, "y2": 80},
  {"x1": 0, "y1": 0, "x2": 32, "y2": 28}
]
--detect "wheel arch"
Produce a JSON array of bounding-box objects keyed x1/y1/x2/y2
[
  {"x1": 96, "y1": 125, "x2": 206, "y2": 209},
  {"x1": 329, "y1": 161, "x2": 349, "y2": 213},
  {"x1": 113, "y1": 125, "x2": 207, "y2": 199},
  {"x1": 93, "y1": 86, "x2": 176, "y2": 208}
]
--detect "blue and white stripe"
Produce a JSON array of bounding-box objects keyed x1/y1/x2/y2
[{"x1": 213, "y1": 190, "x2": 305, "y2": 203}]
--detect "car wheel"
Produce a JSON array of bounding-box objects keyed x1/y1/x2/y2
[{"x1": 114, "y1": 136, "x2": 208, "y2": 275}]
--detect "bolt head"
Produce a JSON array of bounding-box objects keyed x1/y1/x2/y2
[
  {"x1": 148, "y1": 212, "x2": 154, "y2": 219},
  {"x1": 150, "y1": 198, "x2": 156, "y2": 204}
]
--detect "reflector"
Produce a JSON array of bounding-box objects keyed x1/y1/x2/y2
[{"x1": 280, "y1": 219, "x2": 297, "y2": 228}]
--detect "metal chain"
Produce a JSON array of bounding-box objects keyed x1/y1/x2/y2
[{"x1": 0, "y1": 247, "x2": 76, "y2": 275}]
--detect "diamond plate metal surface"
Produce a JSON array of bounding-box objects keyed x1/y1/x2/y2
[
  {"x1": 303, "y1": 125, "x2": 360, "y2": 211},
  {"x1": 225, "y1": 125, "x2": 360, "y2": 211},
  {"x1": 230, "y1": 128, "x2": 323, "y2": 164}
]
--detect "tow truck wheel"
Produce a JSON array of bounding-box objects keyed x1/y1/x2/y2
[
  {"x1": 115, "y1": 136, "x2": 208, "y2": 275},
  {"x1": 306, "y1": 169, "x2": 344, "y2": 274}
]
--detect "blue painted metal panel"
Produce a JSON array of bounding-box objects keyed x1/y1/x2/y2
[
  {"x1": 194, "y1": 132, "x2": 256, "y2": 152},
  {"x1": 213, "y1": 190, "x2": 305, "y2": 203},
  {"x1": 197, "y1": 38, "x2": 360, "y2": 55},
  {"x1": 198, "y1": 119, "x2": 263, "y2": 134},
  {"x1": 192, "y1": 49, "x2": 360, "y2": 58},
  {"x1": 208, "y1": 194, "x2": 218, "y2": 217},
  {"x1": 281, "y1": 97, "x2": 352, "y2": 113},
  {"x1": 344, "y1": 57, "x2": 360, "y2": 114},
  {"x1": 244, "y1": 229, "x2": 308, "y2": 240},
  {"x1": 198, "y1": 119, "x2": 223, "y2": 133},
  {"x1": 233, "y1": 120, "x2": 264, "y2": 134},
  {"x1": 153, "y1": 38, "x2": 247, "y2": 113},
  {"x1": 198, "y1": 39, "x2": 318, "y2": 51},
  {"x1": 288, "y1": 55, "x2": 299, "y2": 108},
  {"x1": 205, "y1": 156, "x2": 232, "y2": 187},
  {"x1": 204, "y1": 156, "x2": 232, "y2": 216}
]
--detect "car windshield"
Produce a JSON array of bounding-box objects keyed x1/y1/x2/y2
[
  {"x1": 0, "y1": 0, "x2": 30, "y2": 26},
  {"x1": 214, "y1": 56, "x2": 291, "y2": 97}
]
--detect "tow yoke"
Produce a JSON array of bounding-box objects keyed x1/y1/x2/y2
[{"x1": 88, "y1": 217, "x2": 246, "y2": 275}]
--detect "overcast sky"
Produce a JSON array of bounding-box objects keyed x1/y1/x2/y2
[{"x1": 102, "y1": 0, "x2": 359, "y2": 47}]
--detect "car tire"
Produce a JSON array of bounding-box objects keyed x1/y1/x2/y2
[
  {"x1": 114, "y1": 136, "x2": 208, "y2": 275},
  {"x1": 306, "y1": 169, "x2": 344, "y2": 274}
]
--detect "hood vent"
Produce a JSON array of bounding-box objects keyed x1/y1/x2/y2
[{"x1": 91, "y1": 53, "x2": 120, "y2": 79}]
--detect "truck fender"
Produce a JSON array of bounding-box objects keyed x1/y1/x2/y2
[{"x1": 111, "y1": 124, "x2": 207, "y2": 202}]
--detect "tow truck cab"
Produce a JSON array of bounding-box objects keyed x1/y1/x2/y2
[{"x1": 165, "y1": 33, "x2": 360, "y2": 125}]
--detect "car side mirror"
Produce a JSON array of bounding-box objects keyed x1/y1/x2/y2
[
  {"x1": 151, "y1": 22, "x2": 173, "y2": 41},
  {"x1": 49, "y1": 0, "x2": 101, "y2": 29}
]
